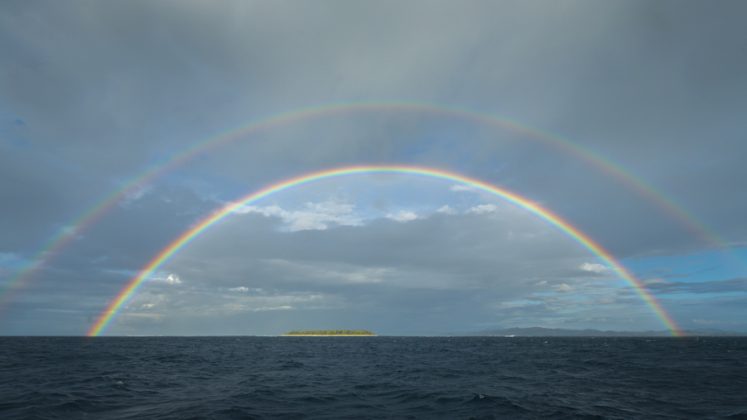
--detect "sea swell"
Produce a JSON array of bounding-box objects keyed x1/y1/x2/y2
[{"x1": 0, "y1": 336, "x2": 745, "y2": 419}]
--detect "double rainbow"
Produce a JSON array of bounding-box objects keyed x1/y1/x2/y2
[
  {"x1": 87, "y1": 165, "x2": 683, "y2": 337},
  {"x1": 1, "y1": 103, "x2": 723, "y2": 310}
]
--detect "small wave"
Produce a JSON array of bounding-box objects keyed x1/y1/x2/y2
[{"x1": 0, "y1": 336, "x2": 744, "y2": 419}]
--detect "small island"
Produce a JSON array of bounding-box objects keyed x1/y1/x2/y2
[{"x1": 283, "y1": 329, "x2": 375, "y2": 336}]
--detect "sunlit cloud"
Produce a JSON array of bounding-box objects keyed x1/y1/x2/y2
[
  {"x1": 436, "y1": 205, "x2": 456, "y2": 215},
  {"x1": 579, "y1": 262, "x2": 609, "y2": 274},
  {"x1": 449, "y1": 184, "x2": 476, "y2": 193},
  {"x1": 386, "y1": 210, "x2": 418, "y2": 222},
  {"x1": 466, "y1": 204, "x2": 498, "y2": 215},
  {"x1": 234, "y1": 200, "x2": 363, "y2": 231}
]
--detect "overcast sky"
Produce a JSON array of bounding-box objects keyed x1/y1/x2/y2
[{"x1": 1, "y1": 1, "x2": 746, "y2": 335}]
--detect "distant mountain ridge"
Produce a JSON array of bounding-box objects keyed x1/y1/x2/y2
[{"x1": 468, "y1": 327, "x2": 746, "y2": 337}]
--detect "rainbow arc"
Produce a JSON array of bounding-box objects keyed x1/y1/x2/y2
[
  {"x1": 87, "y1": 165, "x2": 683, "y2": 337},
  {"x1": 2, "y1": 102, "x2": 723, "y2": 321}
]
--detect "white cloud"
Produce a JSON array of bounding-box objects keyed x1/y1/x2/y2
[
  {"x1": 340, "y1": 268, "x2": 392, "y2": 284},
  {"x1": 234, "y1": 200, "x2": 362, "y2": 231},
  {"x1": 224, "y1": 286, "x2": 267, "y2": 294},
  {"x1": 252, "y1": 305, "x2": 293, "y2": 312},
  {"x1": 467, "y1": 204, "x2": 498, "y2": 215},
  {"x1": 217, "y1": 291, "x2": 336, "y2": 314},
  {"x1": 579, "y1": 262, "x2": 609, "y2": 274},
  {"x1": 449, "y1": 184, "x2": 476, "y2": 193},
  {"x1": 223, "y1": 303, "x2": 293, "y2": 312},
  {"x1": 165, "y1": 274, "x2": 182, "y2": 285},
  {"x1": 555, "y1": 283, "x2": 573, "y2": 292},
  {"x1": 265, "y1": 259, "x2": 392, "y2": 285},
  {"x1": 386, "y1": 210, "x2": 418, "y2": 222},
  {"x1": 437, "y1": 205, "x2": 456, "y2": 215},
  {"x1": 497, "y1": 299, "x2": 541, "y2": 309},
  {"x1": 148, "y1": 272, "x2": 182, "y2": 285},
  {"x1": 124, "y1": 291, "x2": 170, "y2": 313}
]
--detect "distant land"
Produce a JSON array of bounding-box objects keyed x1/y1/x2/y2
[
  {"x1": 467, "y1": 327, "x2": 747, "y2": 337},
  {"x1": 283, "y1": 329, "x2": 375, "y2": 336}
]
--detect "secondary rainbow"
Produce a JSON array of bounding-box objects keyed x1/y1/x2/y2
[
  {"x1": 3, "y1": 102, "x2": 724, "y2": 312},
  {"x1": 87, "y1": 165, "x2": 683, "y2": 337}
]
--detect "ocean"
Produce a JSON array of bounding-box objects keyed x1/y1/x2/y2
[{"x1": 1, "y1": 336, "x2": 745, "y2": 419}]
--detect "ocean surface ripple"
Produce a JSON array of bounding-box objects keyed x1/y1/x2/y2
[{"x1": 1, "y1": 337, "x2": 745, "y2": 419}]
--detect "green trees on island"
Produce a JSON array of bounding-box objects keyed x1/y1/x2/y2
[{"x1": 284, "y1": 329, "x2": 375, "y2": 336}]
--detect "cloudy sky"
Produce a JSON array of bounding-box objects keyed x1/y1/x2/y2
[{"x1": 1, "y1": 1, "x2": 745, "y2": 335}]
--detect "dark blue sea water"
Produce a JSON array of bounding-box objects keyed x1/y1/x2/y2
[{"x1": 1, "y1": 337, "x2": 745, "y2": 419}]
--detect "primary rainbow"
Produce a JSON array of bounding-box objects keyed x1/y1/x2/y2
[
  {"x1": 87, "y1": 165, "x2": 683, "y2": 337},
  {"x1": 3, "y1": 102, "x2": 724, "y2": 312}
]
